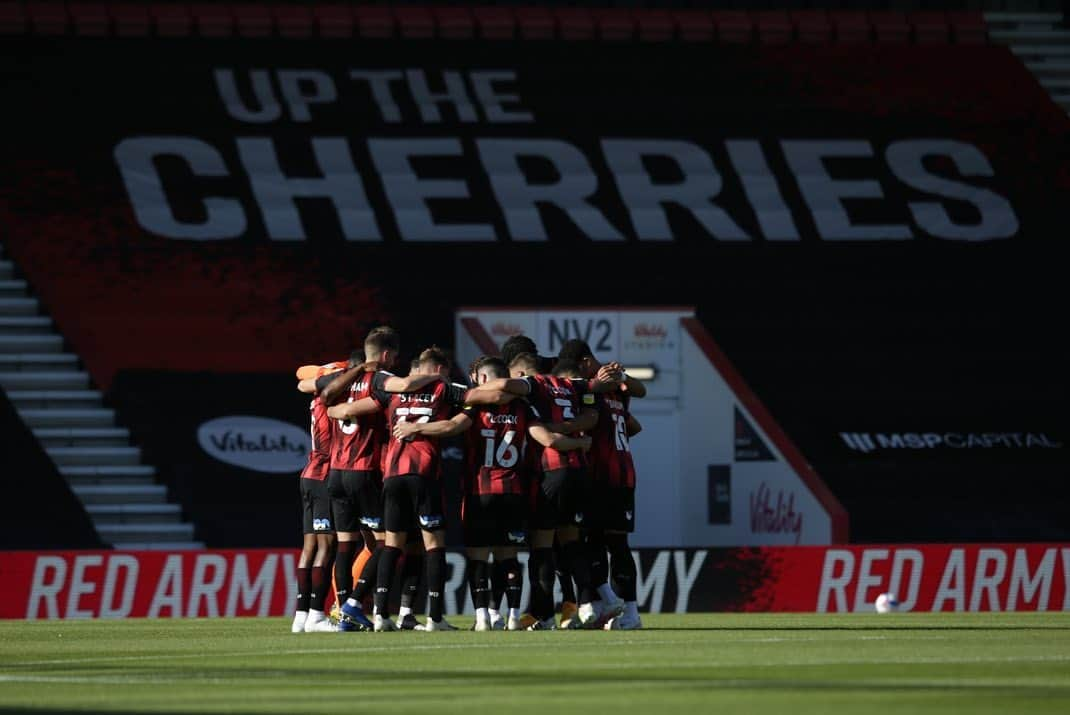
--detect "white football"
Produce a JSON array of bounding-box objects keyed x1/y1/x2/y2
[{"x1": 874, "y1": 592, "x2": 899, "y2": 613}]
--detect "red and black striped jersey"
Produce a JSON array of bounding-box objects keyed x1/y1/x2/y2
[
  {"x1": 318, "y1": 370, "x2": 391, "y2": 473},
  {"x1": 463, "y1": 401, "x2": 541, "y2": 496},
  {"x1": 300, "y1": 397, "x2": 332, "y2": 482},
  {"x1": 589, "y1": 389, "x2": 636, "y2": 489},
  {"x1": 374, "y1": 380, "x2": 470, "y2": 480},
  {"x1": 523, "y1": 374, "x2": 589, "y2": 472}
]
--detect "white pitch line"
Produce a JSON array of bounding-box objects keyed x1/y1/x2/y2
[
  {"x1": 5, "y1": 638, "x2": 690, "y2": 668},
  {"x1": 4, "y1": 639, "x2": 1065, "y2": 671}
]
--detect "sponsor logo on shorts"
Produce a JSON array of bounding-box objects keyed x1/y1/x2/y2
[
  {"x1": 419, "y1": 514, "x2": 443, "y2": 529},
  {"x1": 312, "y1": 518, "x2": 331, "y2": 532},
  {"x1": 507, "y1": 531, "x2": 526, "y2": 544},
  {"x1": 574, "y1": 512, "x2": 584, "y2": 524},
  {"x1": 625, "y1": 511, "x2": 633, "y2": 522},
  {"x1": 360, "y1": 517, "x2": 382, "y2": 530}
]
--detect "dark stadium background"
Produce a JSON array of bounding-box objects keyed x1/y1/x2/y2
[{"x1": 0, "y1": 1, "x2": 1066, "y2": 575}]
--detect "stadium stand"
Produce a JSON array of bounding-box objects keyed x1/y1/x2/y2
[
  {"x1": 0, "y1": 0, "x2": 1066, "y2": 550},
  {"x1": 0, "y1": 242, "x2": 201, "y2": 550}
]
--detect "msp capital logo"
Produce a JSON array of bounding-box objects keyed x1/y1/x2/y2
[{"x1": 841, "y1": 432, "x2": 1063, "y2": 453}]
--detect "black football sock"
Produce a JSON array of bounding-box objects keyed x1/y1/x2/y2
[
  {"x1": 556, "y1": 547, "x2": 577, "y2": 604},
  {"x1": 468, "y1": 559, "x2": 490, "y2": 610},
  {"x1": 374, "y1": 546, "x2": 402, "y2": 616},
  {"x1": 562, "y1": 540, "x2": 594, "y2": 605},
  {"x1": 296, "y1": 566, "x2": 311, "y2": 612},
  {"x1": 490, "y1": 558, "x2": 507, "y2": 611},
  {"x1": 501, "y1": 558, "x2": 523, "y2": 611},
  {"x1": 530, "y1": 547, "x2": 556, "y2": 621},
  {"x1": 400, "y1": 551, "x2": 424, "y2": 611},
  {"x1": 587, "y1": 531, "x2": 609, "y2": 589},
  {"x1": 606, "y1": 533, "x2": 637, "y2": 602},
  {"x1": 309, "y1": 565, "x2": 329, "y2": 612},
  {"x1": 333, "y1": 540, "x2": 359, "y2": 606},
  {"x1": 426, "y1": 548, "x2": 447, "y2": 622},
  {"x1": 352, "y1": 540, "x2": 384, "y2": 603},
  {"x1": 525, "y1": 552, "x2": 539, "y2": 615}
]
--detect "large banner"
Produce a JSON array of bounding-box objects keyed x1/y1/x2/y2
[
  {"x1": 1, "y1": 38, "x2": 1067, "y2": 389},
  {"x1": 2, "y1": 37, "x2": 1067, "y2": 547},
  {"x1": 4, "y1": 544, "x2": 1067, "y2": 619}
]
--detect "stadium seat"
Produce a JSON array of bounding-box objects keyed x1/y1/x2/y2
[
  {"x1": 354, "y1": 6, "x2": 394, "y2": 39},
  {"x1": 791, "y1": 10, "x2": 832, "y2": 45},
  {"x1": 0, "y1": 2, "x2": 26, "y2": 34},
  {"x1": 756, "y1": 11, "x2": 792, "y2": 45},
  {"x1": 948, "y1": 11, "x2": 988, "y2": 45},
  {"x1": 232, "y1": 5, "x2": 273, "y2": 38},
  {"x1": 313, "y1": 5, "x2": 354, "y2": 39},
  {"x1": 151, "y1": 3, "x2": 193, "y2": 37},
  {"x1": 273, "y1": 4, "x2": 313, "y2": 39},
  {"x1": 712, "y1": 11, "x2": 752, "y2": 44},
  {"x1": 672, "y1": 11, "x2": 714, "y2": 43},
  {"x1": 69, "y1": 3, "x2": 109, "y2": 36},
  {"x1": 595, "y1": 9, "x2": 635, "y2": 42},
  {"x1": 473, "y1": 7, "x2": 515, "y2": 40},
  {"x1": 909, "y1": 12, "x2": 951, "y2": 45},
  {"x1": 636, "y1": 9, "x2": 674, "y2": 43},
  {"x1": 434, "y1": 7, "x2": 474, "y2": 40},
  {"x1": 555, "y1": 8, "x2": 595, "y2": 41},
  {"x1": 109, "y1": 4, "x2": 151, "y2": 37},
  {"x1": 515, "y1": 7, "x2": 555, "y2": 41},
  {"x1": 27, "y1": 2, "x2": 69, "y2": 35},
  {"x1": 395, "y1": 7, "x2": 434, "y2": 40},
  {"x1": 831, "y1": 11, "x2": 871, "y2": 44},
  {"x1": 870, "y1": 12, "x2": 910, "y2": 44},
  {"x1": 190, "y1": 4, "x2": 234, "y2": 38}
]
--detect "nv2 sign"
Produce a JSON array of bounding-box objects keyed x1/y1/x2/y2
[{"x1": 541, "y1": 313, "x2": 616, "y2": 361}]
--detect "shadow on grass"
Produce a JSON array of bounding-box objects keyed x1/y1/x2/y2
[{"x1": 640, "y1": 625, "x2": 1070, "y2": 631}]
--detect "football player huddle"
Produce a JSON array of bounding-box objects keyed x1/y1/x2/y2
[{"x1": 291, "y1": 326, "x2": 644, "y2": 633}]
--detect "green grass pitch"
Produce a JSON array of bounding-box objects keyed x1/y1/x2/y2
[{"x1": 1, "y1": 613, "x2": 1068, "y2": 714}]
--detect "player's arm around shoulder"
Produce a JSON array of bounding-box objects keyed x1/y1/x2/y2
[
  {"x1": 381, "y1": 372, "x2": 442, "y2": 393},
  {"x1": 394, "y1": 412, "x2": 473, "y2": 441},
  {"x1": 327, "y1": 397, "x2": 380, "y2": 420},
  {"x1": 463, "y1": 377, "x2": 531, "y2": 405},
  {"x1": 528, "y1": 423, "x2": 592, "y2": 452}
]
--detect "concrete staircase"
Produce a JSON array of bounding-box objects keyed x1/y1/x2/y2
[
  {"x1": 0, "y1": 242, "x2": 203, "y2": 550},
  {"x1": 988, "y1": 12, "x2": 1070, "y2": 114}
]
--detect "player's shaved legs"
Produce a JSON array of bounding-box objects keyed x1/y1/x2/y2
[
  {"x1": 532, "y1": 529, "x2": 554, "y2": 549},
  {"x1": 467, "y1": 546, "x2": 491, "y2": 561}
]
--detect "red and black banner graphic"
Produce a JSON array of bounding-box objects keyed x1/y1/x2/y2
[
  {"x1": 1, "y1": 38, "x2": 1067, "y2": 387},
  {"x1": 3, "y1": 543, "x2": 1067, "y2": 619}
]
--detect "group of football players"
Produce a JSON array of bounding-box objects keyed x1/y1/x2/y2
[{"x1": 290, "y1": 325, "x2": 644, "y2": 633}]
